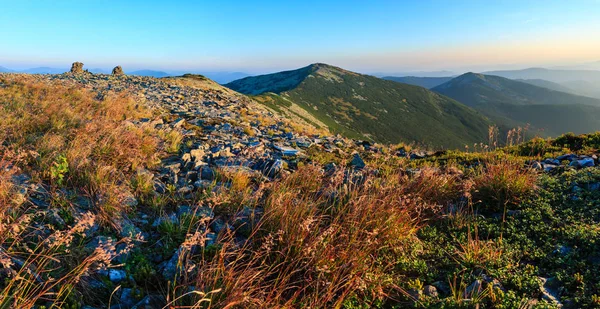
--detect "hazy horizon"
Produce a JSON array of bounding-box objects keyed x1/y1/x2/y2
[{"x1": 2, "y1": 1, "x2": 600, "y2": 75}]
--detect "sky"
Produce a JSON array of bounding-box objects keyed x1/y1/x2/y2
[{"x1": 1, "y1": 0, "x2": 600, "y2": 74}]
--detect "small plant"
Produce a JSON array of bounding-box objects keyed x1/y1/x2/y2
[{"x1": 50, "y1": 154, "x2": 69, "y2": 185}]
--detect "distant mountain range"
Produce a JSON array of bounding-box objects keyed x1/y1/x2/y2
[
  {"x1": 372, "y1": 70, "x2": 456, "y2": 78},
  {"x1": 433, "y1": 73, "x2": 600, "y2": 137},
  {"x1": 128, "y1": 70, "x2": 171, "y2": 78},
  {"x1": 382, "y1": 76, "x2": 453, "y2": 89},
  {"x1": 226, "y1": 63, "x2": 491, "y2": 148},
  {"x1": 483, "y1": 68, "x2": 600, "y2": 99},
  {"x1": 515, "y1": 79, "x2": 575, "y2": 94}
]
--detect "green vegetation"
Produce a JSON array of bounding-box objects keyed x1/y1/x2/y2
[{"x1": 227, "y1": 63, "x2": 492, "y2": 149}]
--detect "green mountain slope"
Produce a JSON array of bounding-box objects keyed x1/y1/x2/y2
[
  {"x1": 382, "y1": 76, "x2": 453, "y2": 89},
  {"x1": 484, "y1": 67, "x2": 600, "y2": 99},
  {"x1": 516, "y1": 78, "x2": 576, "y2": 94},
  {"x1": 433, "y1": 73, "x2": 600, "y2": 136},
  {"x1": 226, "y1": 64, "x2": 491, "y2": 148}
]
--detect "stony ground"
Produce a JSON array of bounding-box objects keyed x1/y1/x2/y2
[
  {"x1": 0, "y1": 72, "x2": 405, "y2": 308},
  {"x1": 2, "y1": 72, "x2": 600, "y2": 309}
]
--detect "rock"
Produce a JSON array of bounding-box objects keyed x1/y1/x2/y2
[
  {"x1": 152, "y1": 213, "x2": 178, "y2": 227},
  {"x1": 160, "y1": 250, "x2": 180, "y2": 280},
  {"x1": 177, "y1": 205, "x2": 213, "y2": 220},
  {"x1": 482, "y1": 274, "x2": 505, "y2": 292},
  {"x1": 350, "y1": 153, "x2": 366, "y2": 169},
  {"x1": 274, "y1": 144, "x2": 299, "y2": 156},
  {"x1": 106, "y1": 269, "x2": 127, "y2": 283},
  {"x1": 410, "y1": 152, "x2": 427, "y2": 160},
  {"x1": 554, "y1": 245, "x2": 572, "y2": 256},
  {"x1": 47, "y1": 208, "x2": 66, "y2": 228},
  {"x1": 118, "y1": 288, "x2": 136, "y2": 308},
  {"x1": 131, "y1": 295, "x2": 166, "y2": 309},
  {"x1": 539, "y1": 277, "x2": 563, "y2": 307},
  {"x1": 70, "y1": 62, "x2": 84, "y2": 74},
  {"x1": 190, "y1": 149, "x2": 205, "y2": 161},
  {"x1": 122, "y1": 192, "x2": 138, "y2": 207},
  {"x1": 542, "y1": 163, "x2": 557, "y2": 172},
  {"x1": 529, "y1": 161, "x2": 543, "y2": 170},
  {"x1": 193, "y1": 180, "x2": 212, "y2": 189},
  {"x1": 578, "y1": 158, "x2": 595, "y2": 168},
  {"x1": 464, "y1": 279, "x2": 482, "y2": 298},
  {"x1": 259, "y1": 159, "x2": 284, "y2": 178},
  {"x1": 567, "y1": 158, "x2": 594, "y2": 168},
  {"x1": 423, "y1": 285, "x2": 438, "y2": 298},
  {"x1": 205, "y1": 232, "x2": 217, "y2": 246},
  {"x1": 200, "y1": 166, "x2": 215, "y2": 181},
  {"x1": 557, "y1": 154, "x2": 577, "y2": 161},
  {"x1": 544, "y1": 158, "x2": 560, "y2": 165},
  {"x1": 112, "y1": 66, "x2": 124, "y2": 75}
]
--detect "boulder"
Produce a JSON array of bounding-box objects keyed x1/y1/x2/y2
[
  {"x1": 423, "y1": 285, "x2": 438, "y2": 298},
  {"x1": 350, "y1": 153, "x2": 366, "y2": 169},
  {"x1": 70, "y1": 62, "x2": 84, "y2": 74},
  {"x1": 112, "y1": 66, "x2": 124, "y2": 75}
]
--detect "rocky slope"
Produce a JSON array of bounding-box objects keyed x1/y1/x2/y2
[{"x1": 2, "y1": 68, "x2": 600, "y2": 308}]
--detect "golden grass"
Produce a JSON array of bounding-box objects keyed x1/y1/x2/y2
[{"x1": 0, "y1": 76, "x2": 166, "y2": 307}]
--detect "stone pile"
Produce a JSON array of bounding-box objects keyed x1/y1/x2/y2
[{"x1": 111, "y1": 65, "x2": 124, "y2": 75}]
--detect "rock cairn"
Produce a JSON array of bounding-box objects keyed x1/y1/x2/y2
[
  {"x1": 70, "y1": 62, "x2": 84, "y2": 74},
  {"x1": 112, "y1": 66, "x2": 124, "y2": 75}
]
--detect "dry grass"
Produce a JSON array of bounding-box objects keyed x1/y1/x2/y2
[
  {"x1": 0, "y1": 76, "x2": 166, "y2": 307},
  {"x1": 169, "y1": 164, "x2": 437, "y2": 308},
  {"x1": 471, "y1": 159, "x2": 537, "y2": 210}
]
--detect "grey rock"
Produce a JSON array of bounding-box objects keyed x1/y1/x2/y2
[
  {"x1": 544, "y1": 158, "x2": 560, "y2": 165},
  {"x1": 350, "y1": 153, "x2": 366, "y2": 169},
  {"x1": 539, "y1": 277, "x2": 563, "y2": 308},
  {"x1": 464, "y1": 279, "x2": 482, "y2": 298},
  {"x1": 47, "y1": 208, "x2": 66, "y2": 227},
  {"x1": 131, "y1": 295, "x2": 166, "y2": 309},
  {"x1": 118, "y1": 288, "x2": 136, "y2": 308},
  {"x1": 104, "y1": 269, "x2": 127, "y2": 283},
  {"x1": 530, "y1": 161, "x2": 543, "y2": 170},
  {"x1": 557, "y1": 154, "x2": 577, "y2": 161},
  {"x1": 423, "y1": 285, "x2": 438, "y2": 298},
  {"x1": 200, "y1": 166, "x2": 215, "y2": 180},
  {"x1": 274, "y1": 144, "x2": 299, "y2": 156}
]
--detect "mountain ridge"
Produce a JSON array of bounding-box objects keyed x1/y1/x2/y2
[
  {"x1": 226, "y1": 63, "x2": 492, "y2": 148},
  {"x1": 433, "y1": 73, "x2": 600, "y2": 136}
]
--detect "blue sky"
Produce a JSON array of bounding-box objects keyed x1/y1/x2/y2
[{"x1": 1, "y1": 0, "x2": 600, "y2": 73}]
